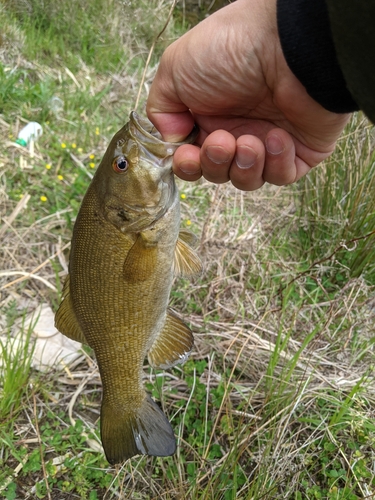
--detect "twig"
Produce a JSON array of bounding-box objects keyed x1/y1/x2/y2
[
  {"x1": 176, "y1": 366, "x2": 196, "y2": 464},
  {"x1": 202, "y1": 326, "x2": 252, "y2": 461},
  {"x1": 0, "y1": 242, "x2": 70, "y2": 290},
  {"x1": 0, "y1": 193, "x2": 31, "y2": 238},
  {"x1": 68, "y1": 375, "x2": 95, "y2": 427},
  {"x1": 199, "y1": 184, "x2": 223, "y2": 275},
  {"x1": 67, "y1": 373, "x2": 103, "y2": 454},
  {"x1": 0, "y1": 271, "x2": 58, "y2": 291},
  {"x1": 64, "y1": 66, "x2": 80, "y2": 88},
  {"x1": 196, "y1": 392, "x2": 316, "y2": 486},
  {"x1": 32, "y1": 391, "x2": 52, "y2": 500},
  {"x1": 0, "y1": 454, "x2": 29, "y2": 494},
  {"x1": 288, "y1": 228, "x2": 375, "y2": 286},
  {"x1": 134, "y1": 0, "x2": 177, "y2": 110},
  {"x1": 327, "y1": 427, "x2": 368, "y2": 497},
  {"x1": 70, "y1": 153, "x2": 93, "y2": 180}
]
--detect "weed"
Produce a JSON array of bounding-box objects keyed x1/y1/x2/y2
[
  {"x1": 0, "y1": 315, "x2": 34, "y2": 421},
  {"x1": 296, "y1": 114, "x2": 375, "y2": 283},
  {"x1": 1, "y1": 1, "x2": 375, "y2": 499}
]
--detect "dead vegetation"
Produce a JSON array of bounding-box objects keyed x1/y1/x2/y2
[{"x1": 1, "y1": 1, "x2": 375, "y2": 499}]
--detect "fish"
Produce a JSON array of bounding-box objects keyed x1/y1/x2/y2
[{"x1": 55, "y1": 112, "x2": 201, "y2": 465}]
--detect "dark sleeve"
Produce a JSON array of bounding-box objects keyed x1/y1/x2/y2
[
  {"x1": 326, "y1": 1, "x2": 375, "y2": 123},
  {"x1": 276, "y1": 0, "x2": 359, "y2": 114}
]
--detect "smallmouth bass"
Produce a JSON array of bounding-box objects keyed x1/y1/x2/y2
[{"x1": 55, "y1": 112, "x2": 201, "y2": 464}]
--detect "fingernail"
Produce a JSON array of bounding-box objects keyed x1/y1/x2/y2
[
  {"x1": 206, "y1": 146, "x2": 232, "y2": 164},
  {"x1": 179, "y1": 160, "x2": 201, "y2": 175},
  {"x1": 235, "y1": 146, "x2": 257, "y2": 169},
  {"x1": 266, "y1": 135, "x2": 284, "y2": 155}
]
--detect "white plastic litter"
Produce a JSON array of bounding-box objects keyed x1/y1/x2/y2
[
  {"x1": 14, "y1": 303, "x2": 82, "y2": 372},
  {"x1": 16, "y1": 122, "x2": 43, "y2": 147}
]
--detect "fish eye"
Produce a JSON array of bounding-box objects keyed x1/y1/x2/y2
[{"x1": 112, "y1": 155, "x2": 128, "y2": 173}]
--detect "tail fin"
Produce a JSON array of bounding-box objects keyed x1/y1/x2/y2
[{"x1": 100, "y1": 395, "x2": 176, "y2": 465}]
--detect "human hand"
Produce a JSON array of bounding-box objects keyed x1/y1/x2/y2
[{"x1": 146, "y1": 0, "x2": 350, "y2": 191}]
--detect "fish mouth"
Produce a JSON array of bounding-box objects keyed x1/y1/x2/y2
[{"x1": 129, "y1": 112, "x2": 199, "y2": 159}]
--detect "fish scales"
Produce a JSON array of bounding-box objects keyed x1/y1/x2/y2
[
  {"x1": 71, "y1": 186, "x2": 179, "y2": 393},
  {"x1": 55, "y1": 112, "x2": 201, "y2": 464}
]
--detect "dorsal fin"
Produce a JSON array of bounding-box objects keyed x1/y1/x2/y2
[
  {"x1": 173, "y1": 232, "x2": 202, "y2": 277},
  {"x1": 178, "y1": 229, "x2": 199, "y2": 248}
]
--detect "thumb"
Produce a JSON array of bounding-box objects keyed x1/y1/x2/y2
[
  {"x1": 146, "y1": 109, "x2": 195, "y2": 143},
  {"x1": 146, "y1": 53, "x2": 195, "y2": 142}
]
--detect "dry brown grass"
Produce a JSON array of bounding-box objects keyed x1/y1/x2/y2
[
  {"x1": 1, "y1": 1, "x2": 375, "y2": 498},
  {"x1": 2, "y1": 143, "x2": 375, "y2": 497}
]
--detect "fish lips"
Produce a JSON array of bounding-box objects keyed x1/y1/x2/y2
[{"x1": 128, "y1": 112, "x2": 199, "y2": 164}]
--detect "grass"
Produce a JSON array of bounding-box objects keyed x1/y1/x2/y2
[
  {"x1": 0, "y1": 303, "x2": 34, "y2": 422},
  {"x1": 295, "y1": 113, "x2": 375, "y2": 282},
  {"x1": 1, "y1": 0, "x2": 375, "y2": 499}
]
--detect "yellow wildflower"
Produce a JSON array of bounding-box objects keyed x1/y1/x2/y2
[
  {"x1": 186, "y1": 219, "x2": 192, "y2": 226},
  {"x1": 57, "y1": 174, "x2": 64, "y2": 181},
  {"x1": 71, "y1": 143, "x2": 77, "y2": 148},
  {"x1": 180, "y1": 193, "x2": 186, "y2": 199},
  {"x1": 61, "y1": 142, "x2": 67, "y2": 149},
  {"x1": 89, "y1": 162, "x2": 95, "y2": 169},
  {"x1": 40, "y1": 195, "x2": 47, "y2": 202},
  {"x1": 89, "y1": 154, "x2": 95, "y2": 159},
  {"x1": 95, "y1": 127, "x2": 99, "y2": 135},
  {"x1": 78, "y1": 147, "x2": 83, "y2": 153},
  {"x1": 45, "y1": 164, "x2": 52, "y2": 170}
]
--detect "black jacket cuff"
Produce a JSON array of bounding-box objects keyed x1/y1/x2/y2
[{"x1": 277, "y1": 0, "x2": 359, "y2": 113}]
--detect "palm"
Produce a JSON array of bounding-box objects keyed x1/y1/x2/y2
[{"x1": 147, "y1": 0, "x2": 350, "y2": 190}]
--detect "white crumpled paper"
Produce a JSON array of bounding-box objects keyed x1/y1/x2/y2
[{"x1": 11, "y1": 303, "x2": 82, "y2": 372}]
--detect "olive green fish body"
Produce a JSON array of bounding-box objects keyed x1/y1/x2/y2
[
  {"x1": 56, "y1": 113, "x2": 201, "y2": 464},
  {"x1": 71, "y1": 194, "x2": 178, "y2": 382}
]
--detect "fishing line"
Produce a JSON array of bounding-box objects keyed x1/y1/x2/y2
[{"x1": 134, "y1": 0, "x2": 177, "y2": 111}]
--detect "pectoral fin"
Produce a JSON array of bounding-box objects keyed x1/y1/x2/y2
[
  {"x1": 173, "y1": 232, "x2": 202, "y2": 277},
  {"x1": 55, "y1": 275, "x2": 89, "y2": 346},
  {"x1": 123, "y1": 233, "x2": 157, "y2": 282},
  {"x1": 148, "y1": 309, "x2": 194, "y2": 369}
]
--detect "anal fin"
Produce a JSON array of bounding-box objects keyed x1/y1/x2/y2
[
  {"x1": 55, "y1": 275, "x2": 90, "y2": 346},
  {"x1": 148, "y1": 309, "x2": 194, "y2": 369}
]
